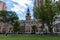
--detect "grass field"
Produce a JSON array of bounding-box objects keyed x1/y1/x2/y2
[{"x1": 0, "y1": 34, "x2": 60, "y2": 40}]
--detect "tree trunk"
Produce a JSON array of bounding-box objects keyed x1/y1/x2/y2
[
  {"x1": 48, "y1": 25, "x2": 53, "y2": 34},
  {"x1": 49, "y1": 27, "x2": 53, "y2": 33},
  {"x1": 47, "y1": 21, "x2": 53, "y2": 34},
  {"x1": 41, "y1": 22, "x2": 45, "y2": 32}
]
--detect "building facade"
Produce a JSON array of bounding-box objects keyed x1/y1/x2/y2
[
  {"x1": 34, "y1": 0, "x2": 46, "y2": 8},
  {"x1": 20, "y1": 8, "x2": 49, "y2": 33},
  {"x1": 0, "y1": 22, "x2": 13, "y2": 33},
  {"x1": 34, "y1": 0, "x2": 40, "y2": 8},
  {"x1": 0, "y1": 1, "x2": 6, "y2": 11},
  {"x1": 34, "y1": 0, "x2": 56, "y2": 8},
  {"x1": 0, "y1": 1, "x2": 13, "y2": 33}
]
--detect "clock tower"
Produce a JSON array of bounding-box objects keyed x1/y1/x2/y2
[{"x1": 26, "y1": 8, "x2": 31, "y2": 20}]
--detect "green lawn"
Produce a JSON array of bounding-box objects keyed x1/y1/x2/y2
[{"x1": 0, "y1": 34, "x2": 60, "y2": 40}]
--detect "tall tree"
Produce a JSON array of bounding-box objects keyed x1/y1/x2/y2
[
  {"x1": 34, "y1": 4, "x2": 47, "y2": 32},
  {"x1": 56, "y1": 1, "x2": 60, "y2": 13},
  {"x1": 0, "y1": 11, "x2": 20, "y2": 32},
  {"x1": 32, "y1": 25, "x2": 36, "y2": 34},
  {"x1": 34, "y1": 0, "x2": 58, "y2": 33},
  {"x1": 0, "y1": 10, "x2": 8, "y2": 22},
  {"x1": 13, "y1": 20, "x2": 20, "y2": 32}
]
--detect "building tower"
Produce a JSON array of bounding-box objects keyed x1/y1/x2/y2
[
  {"x1": 34, "y1": 0, "x2": 41, "y2": 8},
  {"x1": 0, "y1": 1, "x2": 6, "y2": 11},
  {"x1": 26, "y1": 8, "x2": 31, "y2": 20},
  {"x1": 34, "y1": 0, "x2": 46, "y2": 8},
  {"x1": 34, "y1": 0, "x2": 54, "y2": 8},
  {"x1": 25, "y1": 8, "x2": 32, "y2": 33}
]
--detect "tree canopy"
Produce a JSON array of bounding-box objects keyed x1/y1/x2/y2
[
  {"x1": 34, "y1": 0, "x2": 59, "y2": 33},
  {"x1": 0, "y1": 11, "x2": 20, "y2": 32}
]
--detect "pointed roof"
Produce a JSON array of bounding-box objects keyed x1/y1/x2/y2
[
  {"x1": 27, "y1": 8, "x2": 30, "y2": 16},
  {"x1": 27, "y1": 8, "x2": 30, "y2": 12}
]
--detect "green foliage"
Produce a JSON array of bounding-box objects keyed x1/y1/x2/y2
[
  {"x1": 34, "y1": 0, "x2": 59, "y2": 32},
  {"x1": 13, "y1": 20, "x2": 20, "y2": 32},
  {"x1": 32, "y1": 25, "x2": 36, "y2": 33},
  {"x1": 0, "y1": 34, "x2": 60, "y2": 40},
  {"x1": 7, "y1": 11, "x2": 19, "y2": 24},
  {"x1": 0, "y1": 11, "x2": 18, "y2": 23},
  {"x1": 32, "y1": 25, "x2": 36, "y2": 30},
  {"x1": 0, "y1": 10, "x2": 8, "y2": 22},
  {"x1": 56, "y1": 2, "x2": 60, "y2": 13},
  {"x1": 0, "y1": 11, "x2": 20, "y2": 32}
]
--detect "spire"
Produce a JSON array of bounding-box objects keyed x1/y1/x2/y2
[
  {"x1": 27, "y1": 8, "x2": 30, "y2": 13},
  {"x1": 27, "y1": 8, "x2": 30, "y2": 16}
]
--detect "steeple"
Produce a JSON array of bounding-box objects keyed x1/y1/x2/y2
[
  {"x1": 27, "y1": 8, "x2": 30, "y2": 16},
  {"x1": 26, "y1": 8, "x2": 31, "y2": 20}
]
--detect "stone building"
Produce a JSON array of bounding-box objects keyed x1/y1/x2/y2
[
  {"x1": 0, "y1": 1, "x2": 13, "y2": 33},
  {"x1": 0, "y1": 22, "x2": 13, "y2": 33},
  {"x1": 20, "y1": 8, "x2": 49, "y2": 33},
  {"x1": 34, "y1": 0, "x2": 56, "y2": 8},
  {"x1": 34, "y1": 0, "x2": 46, "y2": 8},
  {"x1": 53, "y1": 14, "x2": 60, "y2": 33},
  {"x1": 34, "y1": 0, "x2": 41, "y2": 8},
  {"x1": 0, "y1": 1, "x2": 6, "y2": 11}
]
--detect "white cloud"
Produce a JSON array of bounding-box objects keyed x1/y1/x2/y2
[
  {"x1": 11, "y1": 0, "x2": 34, "y2": 13},
  {"x1": 11, "y1": 0, "x2": 27, "y2": 8},
  {"x1": 11, "y1": 0, "x2": 34, "y2": 20},
  {"x1": 11, "y1": 4, "x2": 27, "y2": 14},
  {"x1": 2, "y1": 0, "x2": 34, "y2": 20},
  {"x1": 11, "y1": 4, "x2": 20, "y2": 11},
  {"x1": 11, "y1": 0, "x2": 27, "y2": 14}
]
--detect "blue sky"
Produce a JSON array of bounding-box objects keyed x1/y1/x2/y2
[
  {"x1": 0, "y1": 0, "x2": 59, "y2": 20},
  {"x1": 1, "y1": 0, "x2": 34, "y2": 20}
]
